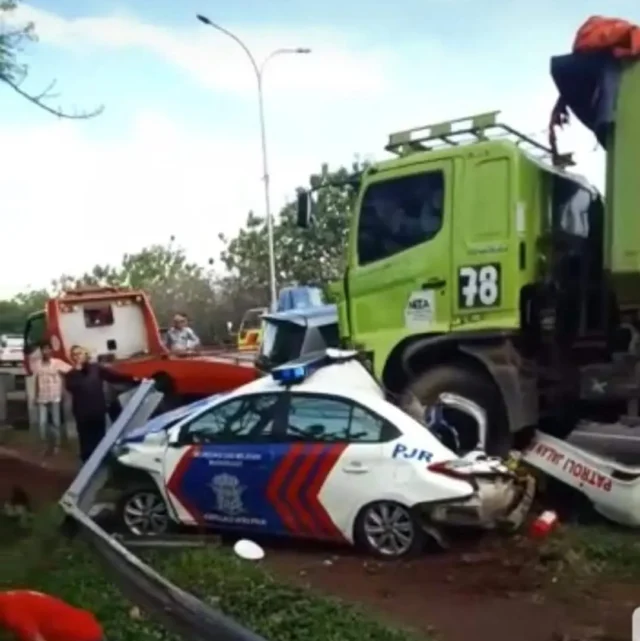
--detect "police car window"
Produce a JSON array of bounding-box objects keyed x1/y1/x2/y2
[
  {"x1": 357, "y1": 170, "x2": 445, "y2": 266},
  {"x1": 184, "y1": 395, "x2": 280, "y2": 443},
  {"x1": 350, "y1": 406, "x2": 386, "y2": 443},
  {"x1": 286, "y1": 395, "x2": 387, "y2": 443}
]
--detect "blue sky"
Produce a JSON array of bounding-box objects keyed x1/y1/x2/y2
[{"x1": 1, "y1": 0, "x2": 639, "y2": 296}]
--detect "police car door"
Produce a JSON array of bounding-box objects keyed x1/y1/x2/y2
[
  {"x1": 275, "y1": 393, "x2": 400, "y2": 541},
  {"x1": 162, "y1": 393, "x2": 286, "y2": 531}
]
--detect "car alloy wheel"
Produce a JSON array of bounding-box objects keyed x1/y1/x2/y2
[
  {"x1": 122, "y1": 490, "x2": 169, "y2": 536},
  {"x1": 361, "y1": 501, "x2": 416, "y2": 558}
]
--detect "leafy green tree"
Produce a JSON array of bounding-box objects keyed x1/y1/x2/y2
[
  {"x1": 0, "y1": 0, "x2": 102, "y2": 118},
  {"x1": 48, "y1": 239, "x2": 221, "y2": 339},
  {"x1": 219, "y1": 163, "x2": 361, "y2": 296},
  {"x1": 2, "y1": 158, "x2": 364, "y2": 344},
  {"x1": 0, "y1": 289, "x2": 48, "y2": 334}
]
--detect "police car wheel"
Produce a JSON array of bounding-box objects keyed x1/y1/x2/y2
[
  {"x1": 355, "y1": 501, "x2": 424, "y2": 559},
  {"x1": 118, "y1": 487, "x2": 171, "y2": 537}
]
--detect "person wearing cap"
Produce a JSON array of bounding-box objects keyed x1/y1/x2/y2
[{"x1": 0, "y1": 590, "x2": 105, "y2": 641}]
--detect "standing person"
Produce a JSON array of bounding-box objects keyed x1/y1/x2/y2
[
  {"x1": 33, "y1": 341, "x2": 71, "y2": 457},
  {"x1": 65, "y1": 345, "x2": 138, "y2": 463},
  {"x1": 0, "y1": 589, "x2": 104, "y2": 641},
  {"x1": 164, "y1": 312, "x2": 201, "y2": 353}
]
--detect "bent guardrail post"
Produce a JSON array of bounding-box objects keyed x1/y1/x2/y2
[{"x1": 63, "y1": 380, "x2": 162, "y2": 512}]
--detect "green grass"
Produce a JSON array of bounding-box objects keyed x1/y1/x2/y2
[
  {"x1": 538, "y1": 522, "x2": 640, "y2": 583},
  {"x1": 0, "y1": 508, "x2": 421, "y2": 641}
]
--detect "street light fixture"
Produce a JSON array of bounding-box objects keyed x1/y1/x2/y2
[{"x1": 196, "y1": 14, "x2": 311, "y2": 311}]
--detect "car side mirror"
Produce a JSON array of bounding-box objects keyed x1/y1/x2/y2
[
  {"x1": 167, "y1": 425, "x2": 184, "y2": 447},
  {"x1": 296, "y1": 190, "x2": 313, "y2": 228}
]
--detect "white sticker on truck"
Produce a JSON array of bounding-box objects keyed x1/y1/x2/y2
[{"x1": 404, "y1": 290, "x2": 435, "y2": 329}]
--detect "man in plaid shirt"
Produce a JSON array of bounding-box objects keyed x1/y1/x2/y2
[{"x1": 34, "y1": 341, "x2": 71, "y2": 456}]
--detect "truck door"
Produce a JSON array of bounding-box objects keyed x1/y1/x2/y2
[
  {"x1": 346, "y1": 160, "x2": 454, "y2": 370},
  {"x1": 452, "y1": 152, "x2": 515, "y2": 329}
]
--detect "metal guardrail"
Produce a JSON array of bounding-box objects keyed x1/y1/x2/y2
[{"x1": 59, "y1": 380, "x2": 269, "y2": 641}]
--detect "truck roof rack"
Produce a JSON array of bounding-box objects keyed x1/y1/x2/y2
[{"x1": 386, "y1": 111, "x2": 574, "y2": 168}]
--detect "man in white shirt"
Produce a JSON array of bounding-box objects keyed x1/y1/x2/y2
[
  {"x1": 33, "y1": 341, "x2": 71, "y2": 455},
  {"x1": 164, "y1": 313, "x2": 201, "y2": 353}
]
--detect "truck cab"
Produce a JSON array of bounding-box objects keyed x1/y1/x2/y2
[{"x1": 298, "y1": 109, "x2": 612, "y2": 454}]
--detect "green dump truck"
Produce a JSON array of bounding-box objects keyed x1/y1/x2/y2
[{"x1": 297, "y1": 49, "x2": 640, "y2": 456}]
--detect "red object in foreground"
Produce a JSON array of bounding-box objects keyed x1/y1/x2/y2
[
  {"x1": 529, "y1": 510, "x2": 559, "y2": 539},
  {"x1": 0, "y1": 590, "x2": 104, "y2": 641}
]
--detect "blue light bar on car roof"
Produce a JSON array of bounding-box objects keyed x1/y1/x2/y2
[
  {"x1": 271, "y1": 349, "x2": 360, "y2": 385},
  {"x1": 271, "y1": 352, "x2": 329, "y2": 385}
]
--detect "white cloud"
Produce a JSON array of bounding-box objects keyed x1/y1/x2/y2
[
  {"x1": 5, "y1": 3, "x2": 392, "y2": 96},
  {"x1": 0, "y1": 110, "x2": 324, "y2": 297}
]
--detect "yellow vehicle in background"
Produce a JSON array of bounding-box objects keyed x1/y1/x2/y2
[{"x1": 237, "y1": 307, "x2": 267, "y2": 351}]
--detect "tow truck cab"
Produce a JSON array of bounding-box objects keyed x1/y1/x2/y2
[
  {"x1": 297, "y1": 53, "x2": 640, "y2": 454},
  {"x1": 23, "y1": 287, "x2": 163, "y2": 372}
]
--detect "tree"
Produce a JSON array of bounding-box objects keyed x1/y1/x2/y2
[
  {"x1": 0, "y1": 288, "x2": 47, "y2": 334},
  {"x1": 48, "y1": 239, "x2": 222, "y2": 338},
  {"x1": 220, "y1": 163, "x2": 361, "y2": 296},
  {"x1": 0, "y1": 0, "x2": 103, "y2": 118},
  {"x1": 0, "y1": 159, "x2": 364, "y2": 344}
]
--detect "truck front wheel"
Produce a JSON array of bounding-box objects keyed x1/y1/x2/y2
[{"x1": 400, "y1": 365, "x2": 510, "y2": 457}]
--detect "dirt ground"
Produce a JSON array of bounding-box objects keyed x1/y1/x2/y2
[
  {"x1": 0, "y1": 446, "x2": 76, "y2": 507},
  {"x1": 1, "y1": 443, "x2": 637, "y2": 641},
  {"x1": 265, "y1": 536, "x2": 638, "y2": 641}
]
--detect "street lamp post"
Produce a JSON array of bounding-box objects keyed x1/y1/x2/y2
[{"x1": 196, "y1": 14, "x2": 311, "y2": 311}]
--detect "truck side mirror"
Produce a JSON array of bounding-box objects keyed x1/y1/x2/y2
[{"x1": 296, "y1": 190, "x2": 313, "y2": 228}]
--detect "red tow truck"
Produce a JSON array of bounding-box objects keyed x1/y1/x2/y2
[{"x1": 23, "y1": 287, "x2": 258, "y2": 400}]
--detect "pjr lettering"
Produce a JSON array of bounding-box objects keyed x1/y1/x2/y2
[
  {"x1": 563, "y1": 458, "x2": 612, "y2": 492},
  {"x1": 392, "y1": 443, "x2": 433, "y2": 463}
]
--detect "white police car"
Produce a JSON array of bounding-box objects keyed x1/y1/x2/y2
[{"x1": 113, "y1": 350, "x2": 534, "y2": 558}]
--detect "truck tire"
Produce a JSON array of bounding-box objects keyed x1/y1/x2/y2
[{"x1": 400, "y1": 365, "x2": 510, "y2": 457}]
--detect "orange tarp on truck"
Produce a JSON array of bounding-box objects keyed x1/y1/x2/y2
[
  {"x1": 573, "y1": 16, "x2": 640, "y2": 58},
  {"x1": 549, "y1": 16, "x2": 640, "y2": 155}
]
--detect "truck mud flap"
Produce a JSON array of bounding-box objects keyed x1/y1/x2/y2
[
  {"x1": 59, "y1": 381, "x2": 270, "y2": 641},
  {"x1": 522, "y1": 430, "x2": 640, "y2": 527}
]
